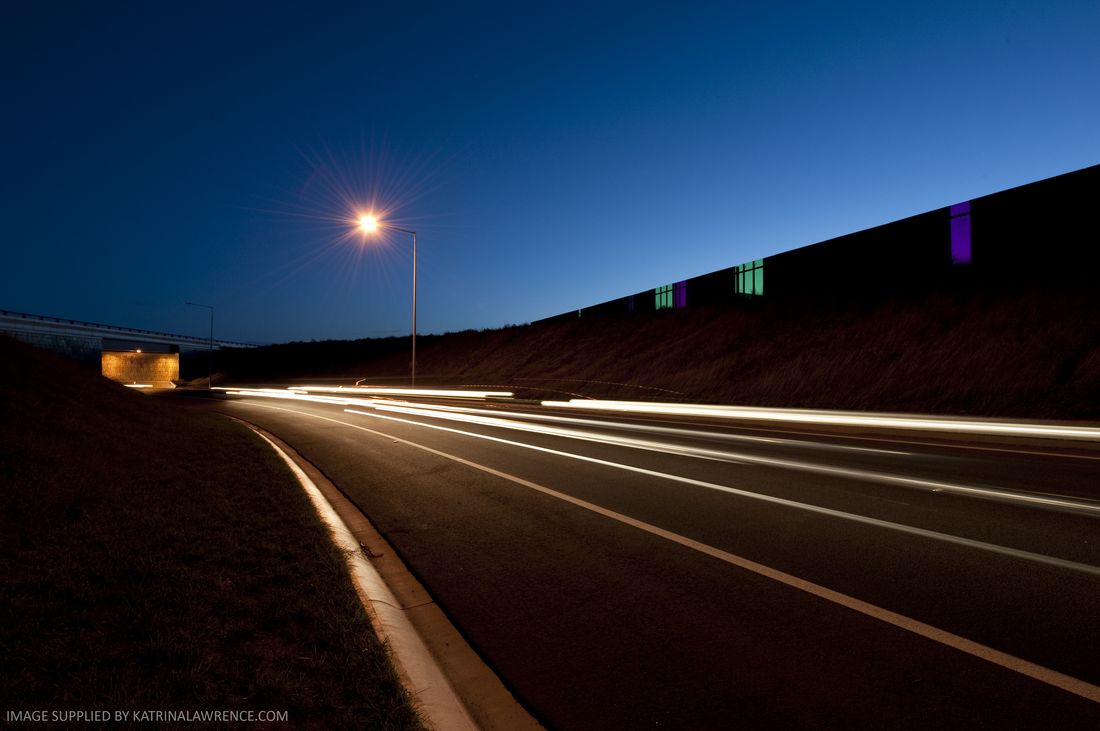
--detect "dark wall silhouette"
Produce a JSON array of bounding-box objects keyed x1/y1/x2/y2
[{"x1": 539, "y1": 163, "x2": 1100, "y2": 323}]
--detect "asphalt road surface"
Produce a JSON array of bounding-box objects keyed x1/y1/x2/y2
[{"x1": 202, "y1": 391, "x2": 1100, "y2": 729}]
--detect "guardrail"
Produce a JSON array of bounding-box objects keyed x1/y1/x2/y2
[{"x1": 0, "y1": 309, "x2": 256, "y2": 348}]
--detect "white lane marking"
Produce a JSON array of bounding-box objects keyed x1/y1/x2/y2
[
  {"x1": 341, "y1": 408, "x2": 1100, "y2": 576},
  {"x1": 231, "y1": 401, "x2": 1100, "y2": 705},
  {"x1": 233, "y1": 399, "x2": 1100, "y2": 576},
  {"x1": 362, "y1": 402, "x2": 1100, "y2": 517},
  {"x1": 246, "y1": 426, "x2": 478, "y2": 730},
  {"x1": 222, "y1": 390, "x2": 1100, "y2": 515}
]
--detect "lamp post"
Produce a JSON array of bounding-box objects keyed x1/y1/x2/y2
[
  {"x1": 358, "y1": 215, "x2": 418, "y2": 387},
  {"x1": 185, "y1": 301, "x2": 214, "y2": 389}
]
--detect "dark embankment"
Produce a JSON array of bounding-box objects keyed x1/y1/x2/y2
[
  {"x1": 219, "y1": 285, "x2": 1100, "y2": 420},
  {"x1": 0, "y1": 336, "x2": 422, "y2": 729}
]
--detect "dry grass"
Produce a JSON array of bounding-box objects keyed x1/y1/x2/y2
[
  {"x1": 221, "y1": 286, "x2": 1100, "y2": 419},
  {"x1": 0, "y1": 336, "x2": 423, "y2": 729}
]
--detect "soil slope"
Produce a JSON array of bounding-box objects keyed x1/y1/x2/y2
[{"x1": 218, "y1": 286, "x2": 1100, "y2": 420}]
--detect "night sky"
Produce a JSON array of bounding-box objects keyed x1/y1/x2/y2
[{"x1": 5, "y1": 1, "x2": 1098, "y2": 344}]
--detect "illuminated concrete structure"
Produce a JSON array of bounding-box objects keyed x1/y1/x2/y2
[
  {"x1": 540, "y1": 163, "x2": 1100, "y2": 322},
  {"x1": 101, "y1": 347, "x2": 180, "y2": 387},
  {"x1": 0, "y1": 310, "x2": 254, "y2": 386}
]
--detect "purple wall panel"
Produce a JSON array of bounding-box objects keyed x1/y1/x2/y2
[
  {"x1": 950, "y1": 213, "x2": 971, "y2": 263},
  {"x1": 950, "y1": 200, "x2": 972, "y2": 264},
  {"x1": 674, "y1": 281, "x2": 688, "y2": 308}
]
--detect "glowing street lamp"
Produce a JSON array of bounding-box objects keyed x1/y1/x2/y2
[
  {"x1": 358, "y1": 214, "x2": 379, "y2": 234},
  {"x1": 357, "y1": 214, "x2": 418, "y2": 386}
]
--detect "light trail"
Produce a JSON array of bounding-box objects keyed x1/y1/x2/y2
[
  {"x1": 216, "y1": 385, "x2": 513, "y2": 401},
  {"x1": 225, "y1": 400, "x2": 1100, "y2": 705},
  {"x1": 341, "y1": 406, "x2": 1100, "y2": 574},
  {"x1": 215, "y1": 387, "x2": 311, "y2": 395},
  {"x1": 218, "y1": 388, "x2": 1100, "y2": 516},
  {"x1": 356, "y1": 402, "x2": 1100, "y2": 517},
  {"x1": 296, "y1": 385, "x2": 514, "y2": 399},
  {"x1": 218, "y1": 386, "x2": 512, "y2": 408},
  {"x1": 221, "y1": 389, "x2": 907, "y2": 456},
  {"x1": 543, "y1": 400, "x2": 1100, "y2": 441},
  {"x1": 218, "y1": 389, "x2": 372, "y2": 407},
  {"x1": 359, "y1": 399, "x2": 911, "y2": 456}
]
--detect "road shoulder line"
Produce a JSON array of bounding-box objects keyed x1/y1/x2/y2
[
  {"x1": 238, "y1": 419, "x2": 542, "y2": 731},
  {"x1": 239, "y1": 403, "x2": 1100, "y2": 705}
]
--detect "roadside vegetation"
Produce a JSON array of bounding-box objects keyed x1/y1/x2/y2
[
  {"x1": 0, "y1": 336, "x2": 423, "y2": 729},
  {"x1": 215, "y1": 286, "x2": 1100, "y2": 419}
]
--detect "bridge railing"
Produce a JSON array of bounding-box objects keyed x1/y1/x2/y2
[{"x1": 0, "y1": 309, "x2": 256, "y2": 348}]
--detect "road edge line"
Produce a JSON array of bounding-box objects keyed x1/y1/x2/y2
[
  {"x1": 236, "y1": 419, "x2": 542, "y2": 731},
  {"x1": 257, "y1": 403, "x2": 1100, "y2": 705},
  {"x1": 245, "y1": 423, "x2": 476, "y2": 730}
]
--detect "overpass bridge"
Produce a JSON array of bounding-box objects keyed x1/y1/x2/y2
[{"x1": 0, "y1": 309, "x2": 255, "y2": 387}]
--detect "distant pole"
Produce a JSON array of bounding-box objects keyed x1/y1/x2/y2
[
  {"x1": 185, "y1": 301, "x2": 214, "y2": 389},
  {"x1": 357, "y1": 215, "x2": 418, "y2": 387}
]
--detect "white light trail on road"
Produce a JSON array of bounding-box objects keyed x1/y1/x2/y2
[
  {"x1": 356, "y1": 402, "x2": 1100, "y2": 517},
  {"x1": 543, "y1": 400, "x2": 1100, "y2": 441},
  {"x1": 216, "y1": 386, "x2": 513, "y2": 406},
  {"x1": 220, "y1": 384, "x2": 506, "y2": 406},
  {"x1": 215, "y1": 387, "x2": 313, "y2": 392},
  {"x1": 226, "y1": 401, "x2": 1100, "y2": 705},
  {"x1": 360, "y1": 399, "x2": 911, "y2": 456},
  {"x1": 218, "y1": 387, "x2": 460, "y2": 410},
  {"x1": 342, "y1": 406, "x2": 1100, "y2": 575},
  {"x1": 220, "y1": 389, "x2": 367, "y2": 406},
  {"x1": 217, "y1": 387, "x2": 1100, "y2": 516},
  {"x1": 296, "y1": 385, "x2": 514, "y2": 399}
]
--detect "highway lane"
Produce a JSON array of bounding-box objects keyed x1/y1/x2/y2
[{"x1": 203, "y1": 391, "x2": 1100, "y2": 729}]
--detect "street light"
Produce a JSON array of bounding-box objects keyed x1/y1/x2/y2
[
  {"x1": 185, "y1": 301, "x2": 214, "y2": 389},
  {"x1": 357, "y1": 214, "x2": 418, "y2": 386}
]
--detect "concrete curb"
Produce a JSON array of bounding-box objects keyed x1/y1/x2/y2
[
  {"x1": 241, "y1": 422, "x2": 542, "y2": 731},
  {"x1": 250, "y1": 426, "x2": 476, "y2": 730}
]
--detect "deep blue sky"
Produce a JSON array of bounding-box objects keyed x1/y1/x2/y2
[{"x1": 4, "y1": 1, "x2": 1098, "y2": 343}]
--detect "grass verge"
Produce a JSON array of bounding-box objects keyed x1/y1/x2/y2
[
  {"x1": 0, "y1": 335, "x2": 423, "y2": 729},
  {"x1": 216, "y1": 286, "x2": 1100, "y2": 419}
]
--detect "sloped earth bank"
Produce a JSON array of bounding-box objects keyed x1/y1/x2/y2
[{"x1": 218, "y1": 287, "x2": 1100, "y2": 420}]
